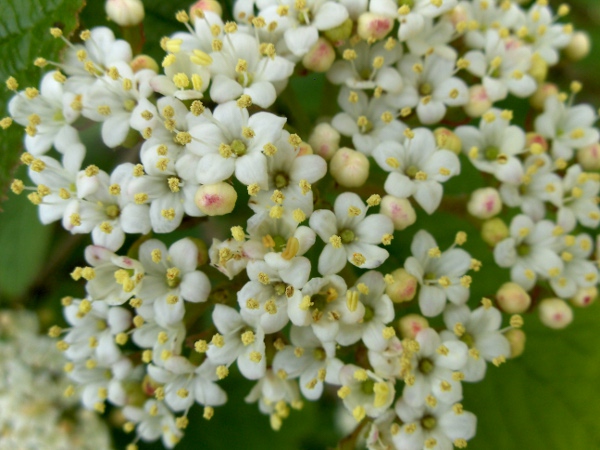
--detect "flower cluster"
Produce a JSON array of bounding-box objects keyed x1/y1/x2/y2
[{"x1": 2, "y1": 0, "x2": 599, "y2": 448}]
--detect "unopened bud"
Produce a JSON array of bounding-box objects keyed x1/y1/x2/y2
[
  {"x1": 496, "y1": 282, "x2": 531, "y2": 314},
  {"x1": 398, "y1": 314, "x2": 429, "y2": 339},
  {"x1": 529, "y1": 83, "x2": 558, "y2": 110},
  {"x1": 297, "y1": 142, "x2": 313, "y2": 156},
  {"x1": 564, "y1": 31, "x2": 590, "y2": 61},
  {"x1": 505, "y1": 329, "x2": 526, "y2": 358},
  {"x1": 481, "y1": 218, "x2": 509, "y2": 246},
  {"x1": 195, "y1": 182, "x2": 237, "y2": 216},
  {"x1": 570, "y1": 286, "x2": 597, "y2": 308},
  {"x1": 190, "y1": 0, "x2": 223, "y2": 16},
  {"x1": 380, "y1": 195, "x2": 416, "y2": 230},
  {"x1": 130, "y1": 55, "x2": 159, "y2": 73},
  {"x1": 357, "y1": 13, "x2": 393, "y2": 41},
  {"x1": 330, "y1": 147, "x2": 369, "y2": 188},
  {"x1": 539, "y1": 298, "x2": 573, "y2": 329},
  {"x1": 105, "y1": 0, "x2": 145, "y2": 27},
  {"x1": 323, "y1": 18, "x2": 353, "y2": 43},
  {"x1": 302, "y1": 38, "x2": 336, "y2": 73},
  {"x1": 464, "y1": 85, "x2": 492, "y2": 118},
  {"x1": 525, "y1": 132, "x2": 548, "y2": 153},
  {"x1": 386, "y1": 268, "x2": 418, "y2": 303},
  {"x1": 467, "y1": 187, "x2": 502, "y2": 219},
  {"x1": 576, "y1": 142, "x2": 600, "y2": 171},
  {"x1": 434, "y1": 128, "x2": 462, "y2": 155},
  {"x1": 528, "y1": 53, "x2": 547, "y2": 84},
  {"x1": 308, "y1": 123, "x2": 340, "y2": 160}
]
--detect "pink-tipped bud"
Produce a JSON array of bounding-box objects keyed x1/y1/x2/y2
[
  {"x1": 564, "y1": 31, "x2": 590, "y2": 61},
  {"x1": 529, "y1": 83, "x2": 559, "y2": 110},
  {"x1": 539, "y1": 298, "x2": 573, "y2": 329},
  {"x1": 190, "y1": 0, "x2": 223, "y2": 17},
  {"x1": 105, "y1": 0, "x2": 145, "y2": 27},
  {"x1": 398, "y1": 314, "x2": 429, "y2": 339},
  {"x1": 505, "y1": 329, "x2": 526, "y2": 358},
  {"x1": 386, "y1": 268, "x2": 418, "y2": 303},
  {"x1": 481, "y1": 218, "x2": 509, "y2": 246},
  {"x1": 195, "y1": 182, "x2": 237, "y2": 216},
  {"x1": 434, "y1": 127, "x2": 462, "y2": 155},
  {"x1": 380, "y1": 195, "x2": 416, "y2": 230},
  {"x1": 525, "y1": 132, "x2": 548, "y2": 153},
  {"x1": 329, "y1": 147, "x2": 369, "y2": 188},
  {"x1": 297, "y1": 142, "x2": 313, "y2": 156},
  {"x1": 496, "y1": 282, "x2": 531, "y2": 314},
  {"x1": 308, "y1": 123, "x2": 340, "y2": 161},
  {"x1": 130, "y1": 55, "x2": 159, "y2": 73},
  {"x1": 357, "y1": 13, "x2": 394, "y2": 41},
  {"x1": 570, "y1": 286, "x2": 597, "y2": 308},
  {"x1": 464, "y1": 85, "x2": 492, "y2": 118},
  {"x1": 577, "y1": 142, "x2": 600, "y2": 171},
  {"x1": 467, "y1": 187, "x2": 502, "y2": 219},
  {"x1": 302, "y1": 38, "x2": 336, "y2": 73}
]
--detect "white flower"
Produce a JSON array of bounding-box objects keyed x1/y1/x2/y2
[
  {"x1": 123, "y1": 400, "x2": 183, "y2": 449},
  {"x1": 404, "y1": 230, "x2": 472, "y2": 317},
  {"x1": 557, "y1": 165, "x2": 600, "y2": 232},
  {"x1": 440, "y1": 304, "x2": 510, "y2": 382},
  {"x1": 405, "y1": 16, "x2": 457, "y2": 59},
  {"x1": 459, "y1": 0, "x2": 523, "y2": 50},
  {"x1": 549, "y1": 233, "x2": 598, "y2": 298},
  {"x1": 373, "y1": 128, "x2": 460, "y2": 214},
  {"x1": 310, "y1": 192, "x2": 393, "y2": 275},
  {"x1": 150, "y1": 51, "x2": 211, "y2": 101},
  {"x1": 494, "y1": 214, "x2": 563, "y2": 290},
  {"x1": 209, "y1": 236, "x2": 265, "y2": 280},
  {"x1": 387, "y1": 54, "x2": 468, "y2": 124},
  {"x1": 338, "y1": 364, "x2": 395, "y2": 419}
]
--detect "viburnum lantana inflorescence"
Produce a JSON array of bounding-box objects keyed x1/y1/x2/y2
[{"x1": 2, "y1": 0, "x2": 599, "y2": 448}]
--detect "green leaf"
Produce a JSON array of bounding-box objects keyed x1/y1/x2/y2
[{"x1": 0, "y1": 0, "x2": 86, "y2": 202}]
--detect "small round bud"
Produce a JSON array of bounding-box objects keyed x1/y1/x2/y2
[
  {"x1": 380, "y1": 195, "x2": 416, "y2": 230},
  {"x1": 190, "y1": 0, "x2": 223, "y2": 16},
  {"x1": 308, "y1": 123, "x2": 340, "y2": 160},
  {"x1": 538, "y1": 298, "x2": 573, "y2": 330},
  {"x1": 386, "y1": 268, "x2": 418, "y2": 303},
  {"x1": 570, "y1": 286, "x2": 597, "y2": 308},
  {"x1": 434, "y1": 128, "x2": 462, "y2": 155},
  {"x1": 464, "y1": 85, "x2": 492, "y2": 118},
  {"x1": 505, "y1": 329, "x2": 526, "y2": 358},
  {"x1": 481, "y1": 218, "x2": 509, "y2": 246},
  {"x1": 329, "y1": 147, "x2": 369, "y2": 188},
  {"x1": 195, "y1": 182, "x2": 237, "y2": 216},
  {"x1": 496, "y1": 282, "x2": 531, "y2": 314},
  {"x1": 323, "y1": 18, "x2": 353, "y2": 43},
  {"x1": 398, "y1": 314, "x2": 429, "y2": 339},
  {"x1": 357, "y1": 13, "x2": 393, "y2": 41},
  {"x1": 467, "y1": 187, "x2": 502, "y2": 219},
  {"x1": 297, "y1": 142, "x2": 313, "y2": 156},
  {"x1": 576, "y1": 142, "x2": 600, "y2": 171},
  {"x1": 525, "y1": 132, "x2": 548, "y2": 153},
  {"x1": 528, "y1": 53, "x2": 547, "y2": 84},
  {"x1": 302, "y1": 38, "x2": 336, "y2": 73},
  {"x1": 564, "y1": 31, "x2": 590, "y2": 61},
  {"x1": 130, "y1": 55, "x2": 159, "y2": 73},
  {"x1": 529, "y1": 83, "x2": 558, "y2": 110},
  {"x1": 105, "y1": 0, "x2": 145, "y2": 27}
]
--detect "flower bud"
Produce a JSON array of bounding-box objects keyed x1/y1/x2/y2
[
  {"x1": 434, "y1": 127, "x2": 462, "y2": 155},
  {"x1": 505, "y1": 329, "x2": 526, "y2": 358},
  {"x1": 329, "y1": 147, "x2": 369, "y2": 188},
  {"x1": 464, "y1": 85, "x2": 492, "y2": 118},
  {"x1": 190, "y1": 0, "x2": 223, "y2": 16},
  {"x1": 576, "y1": 142, "x2": 600, "y2": 171},
  {"x1": 323, "y1": 18, "x2": 353, "y2": 44},
  {"x1": 570, "y1": 286, "x2": 597, "y2": 308},
  {"x1": 195, "y1": 182, "x2": 237, "y2": 216},
  {"x1": 386, "y1": 268, "x2": 418, "y2": 303},
  {"x1": 481, "y1": 218, "x2": 509, "y2": 246},
  {"x1": 380, "y1": 195, "x2": 416, "y2": 230},
  {"x1": 467, "y1": 187, "x2": 502, "y2": 219},
  {"x1": 528, "y1": 53, "x2": 547, "y2": 84},
  {"x1": 538, "y1": 298, "x2": 573, "y2": 329},
  {"x1": 529, "y1": 83, "x2": 558, "y2": 110},
  {"x1": 302, "y1": 38, "x2": 336, "y2": 73},
  {"x1": 105, "y1": 0, "x2": 145, "y2": 27},
  {"x1": 525, "y1": 132, "x2": 548, "y2": 153},
  {"x1": 130, "y1": 55, "x2": 159, "y2": 73},
  {"x1": 496, "y1": 282, "x2": 531, "y2": 314},
  {"x1": 357, "y1": 13, "x2": 394, "y2": 41},
  {"x1": 309, "y1": 123, "x2": 340, "y2": 160},
  {"x1": 398, "y1": 314, "x2": 429, "y2": 339},
  {"x1": 564, "y1": 31, "x2": 590, "y2": 61},
  {"x1": 297, "y1": 142, "x2": 313, "y2": 156}
]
